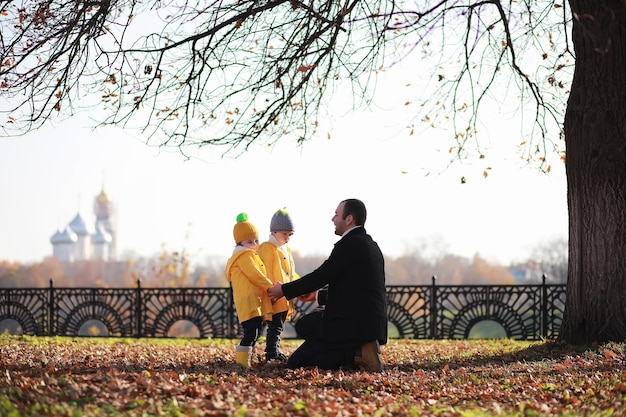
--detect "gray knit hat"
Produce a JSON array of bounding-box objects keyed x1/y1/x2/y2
[{"x1": 270, "y1": 208, "x2": 294, "y2": 232}]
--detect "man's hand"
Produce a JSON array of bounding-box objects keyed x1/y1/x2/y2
[{"x1": 267, "y1": 282, "x2": 284, "y2": 303}]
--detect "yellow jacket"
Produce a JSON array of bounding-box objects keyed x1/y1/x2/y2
[
  {"x1": 257, "y1": 238, "x2": 300, "y2": 320},
  {"x1": 225, "y1": 247, "x2": 274, "y2": 323}
]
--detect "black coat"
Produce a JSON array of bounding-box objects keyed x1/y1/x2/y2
[{"x1": 282, "y1": 227, "x2": 388, "y2": 346}]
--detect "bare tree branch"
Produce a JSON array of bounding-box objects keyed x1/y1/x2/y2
[{"x1": 1, "y1": 0, "x2": 572, "y2": 162}]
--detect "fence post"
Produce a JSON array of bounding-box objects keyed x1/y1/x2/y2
[
  {"x1": 541, "y1": 274, "x2": 548, "y2": 338},
  {"x1": 48, "y1": 279, "x2": 54, "y2": 336},
  {"x1": 228, "y1": 283, "x2": 234, "y2": 338},
  {"x1": 136, "y1": 279, "x2": 142, "y2": 338},
  {"x1": 430, "y1": 276, "x2": 437, "y2": 339}
]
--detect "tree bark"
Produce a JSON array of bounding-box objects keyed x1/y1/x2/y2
[{"x1": 561, "y1": 0, "x2": 626, "y2": 343}]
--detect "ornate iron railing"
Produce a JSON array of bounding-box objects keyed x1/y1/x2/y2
[{"x1": 0, "y1": 276, "x2": 566, "y2": 340}]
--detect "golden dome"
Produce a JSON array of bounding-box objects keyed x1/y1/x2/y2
[{"x1": 97, "y1": 186, "x2": 111, "y2": 203}]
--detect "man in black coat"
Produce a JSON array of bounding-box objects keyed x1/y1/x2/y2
[{"x1": 267, "y1": 198, "x2": 387, "y2": 371}]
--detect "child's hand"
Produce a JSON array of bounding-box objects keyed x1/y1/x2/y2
[{"x1": 268, "y1": 282, "x2": 284, "y2": 303}]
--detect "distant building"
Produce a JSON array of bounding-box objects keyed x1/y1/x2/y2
[{"x1": 50, "y1": 186, "x2": 117, "y2": 262}]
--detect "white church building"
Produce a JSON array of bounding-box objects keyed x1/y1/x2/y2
[{"x1": 50, "y1": 186, "x2": 117, "y2": 262}]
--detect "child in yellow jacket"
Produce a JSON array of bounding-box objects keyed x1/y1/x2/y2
[
  {"x1": 257, "y1": 208, "x2": 299, "y2": 362},
  {"x1": 225, "y1": 213, "x2": 274, "y2": 368}
]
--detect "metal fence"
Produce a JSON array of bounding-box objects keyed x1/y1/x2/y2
[{"x1": 0, "y1": 276, "x2": 566, "y2": 340}]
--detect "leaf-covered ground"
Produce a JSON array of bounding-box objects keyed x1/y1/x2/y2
[{"x1": 1, "y1": 335, "x2": 624, "y2": 416}]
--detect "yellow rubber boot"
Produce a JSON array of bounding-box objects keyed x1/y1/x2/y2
[{"x1": 235, "y1": 345, "x2": 252, "y2": 368}]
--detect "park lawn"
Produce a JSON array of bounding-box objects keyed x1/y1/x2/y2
[{"x1": 0, "y1": 335, "x2": 624, "y2": 416}]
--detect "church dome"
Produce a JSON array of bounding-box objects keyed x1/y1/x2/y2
[
  {"x1": 69, "y1": 213, "x2": 92, "y2": 235},
  {"x1": 97, "y1": 186, "x2": 112, "y2": 203},
  {"x1": 50, "y1": 227, "x2": 78, "y2": 244},
  {"x1": 92, "y1": 223, "x2": 112, "y2": 244}
]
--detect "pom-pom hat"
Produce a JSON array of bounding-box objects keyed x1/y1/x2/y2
[
  {"x1": 270, "y1": 208, "x2": 294, "y2": 232},
  {"x1": 233, "y1": 212, "x2": 258, "y2": 243}
]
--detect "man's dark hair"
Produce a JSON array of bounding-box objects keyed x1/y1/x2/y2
[{"x1": 342, "y1": 199, "x2": 367, "y2": 225}]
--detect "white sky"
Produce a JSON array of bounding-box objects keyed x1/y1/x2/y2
[
  {"x1": 0, "y1": 25, "x2": 569, "y2": 267},
  {"x1": 0, "y1": 98, "x2": 568, "y2": 266}
]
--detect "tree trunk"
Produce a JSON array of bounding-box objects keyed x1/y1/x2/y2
[{"x1": 561, "y1": 1, "x2": 626, "y2": 343}]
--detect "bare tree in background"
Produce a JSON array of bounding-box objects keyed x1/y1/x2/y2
[
  {"x1": 529, "y1": 237, "x2": 568, "y2": 284},
  {"x1": 1, "y1": 1, "x2": 625, "y2": 342}
]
